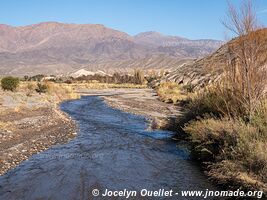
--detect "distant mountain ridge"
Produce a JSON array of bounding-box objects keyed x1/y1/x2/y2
[{"x1": 0, "y1": 22, "x2": 223, "y2": 75}]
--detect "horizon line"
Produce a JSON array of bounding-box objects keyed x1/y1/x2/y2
[{"x1": 0, "y1": 21, "x2": 224, "y2": 41}]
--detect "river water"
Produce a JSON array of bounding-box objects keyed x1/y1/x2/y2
[{"x1": 0, "y1": 96, "x2": 218, "y2": 199}]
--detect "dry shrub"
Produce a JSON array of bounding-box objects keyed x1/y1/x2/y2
[
  {"x1": 184, "y1": 118, "x2": 239, "y2": 160},
  {"x1": 186, "y1": 87, "x2": 225, "y2": 118},
  {"x1": 157, "y1": 82, "x2": 188, "y2": 104},
  {"x1": 180, "y1": 0, "x2": 267, "y2": 192},
  {"x1": 186, "y1": 83, "x2": 263, "y2": 120},
  {"x1": 208, "y1": 160, "x2": 267, "y2": 193},
  {"x1": 184, "y1": 116, "x2": 267, "y2": 192},
  {"x1": 17, "y1": 81, "x2": 36, "y2": 96},
  {"x1": 46, "y1": 82, "x2": 79, "y2": 101}
]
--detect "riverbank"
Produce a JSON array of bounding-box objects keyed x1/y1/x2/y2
[
  {"x1": 156, "y1": 82, "x2": 267, "y2": 195},
  {"x1": 79, "y1": 87, "x2": 267, "y2": 196},
  {"x1": 2, "y1": 83, "x2": 265, "y2": 196},
  {"x1": 0, "y1": 85, "x2": 181, "y2": 176},
  {"x1": 0, "y1": 82, "x2": 79, "y2": 175},
  {"x1": 0, "y1": 83, "x2": 147, "y2": 175},
  {"x1": 0, "y1": 94, "x2": 219, "y2": 200},
  {"x1": 78, "y1": 88, "x2": 182, "y2": 132}
]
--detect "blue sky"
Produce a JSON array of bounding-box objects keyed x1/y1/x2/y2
[{"x1": 0, "y1": 0, "x2": 266, "y2": 40}]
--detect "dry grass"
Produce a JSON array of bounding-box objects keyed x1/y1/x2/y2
[
  {"x1": 45, "y1": 82, "x2": 80, "y2": 102},
  {"x1": 157, "y1": 82, "x2": 189, "y2": 104},
  {"x1": 19, "y1": 81, "x2": 79, "y2": 102},
  {"x1": 0, "y1": 81, "x2": 80, "y2": 115},
  {"x1": 156, "y1": 80, "x2": 267, "y2": 192},
  {"x1": 0, "y1": 121, "x2": 12, "y2": 130},
  {"x1": 179, "y1": 75, "x2": 267, "y2": 192},
  {"x1": 184, "y1": 110, "x2": 267, "y2": 192},
  {"x1": 1, "y1": 81, "x2": 145, "y2": 113}
]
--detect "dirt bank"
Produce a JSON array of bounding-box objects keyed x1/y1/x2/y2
[
  {"x1": 0, "y1": 83, "x2": 78, "y2": 175},
  {"x1": 0, "y1": 107, "x2": 76, "y2": 175}
]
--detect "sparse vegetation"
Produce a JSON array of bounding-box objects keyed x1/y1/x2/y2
[
  {"x1": 1, "y1": 76, "x2": 20, "y2": 92},
  {"x1": 45, "y1": 82, "x2": 79, "y2": 101},
  {"x1": 165, "y1": 0, "x2": 267, "y2": 193},
  {"x1": 0, "y1": 0, "x2": 266, "y2": 195},
  {"x1": 25, "y1": 82, "x2": 35, "y2": 96},
  {"x1": 157, "y1": 82, "x2": 193, "y2": 104},
  {"x1": 35, "y1": 82, "x2": 48, "y2": 94},
  {"x1": 155, "y1": 0, "x2": 267, "y2": 193},
  {"x1": 184, "y1": 112, "x2": 267, "y2": 192},
  {"x1": 182, "y1": 84, "x2": 194, "y2": 93}
]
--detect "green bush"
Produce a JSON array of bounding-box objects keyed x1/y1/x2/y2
[
  {"x1": 1, "y1": 76, "x2": 20, "y2": 91},
  {"x1": 35, "y1": 82, "x2": 48, "y2": 94}
]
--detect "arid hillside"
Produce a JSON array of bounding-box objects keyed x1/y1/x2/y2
[
  {"x1": 0, "y1": 22, "x2": 222, "y2": 76},
  {"x1": 162, "y1": 28, "x2": 267, "y2": 88}
]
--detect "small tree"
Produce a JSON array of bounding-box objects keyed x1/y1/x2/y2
[
  {"x1": 1, "y1": 76, "x2": 20, "y2": 92},
  {"x1": 222, "y1": 0, "x2": 267, "y2": 120}
]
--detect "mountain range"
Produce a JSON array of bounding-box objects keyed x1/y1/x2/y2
[
  {"x1": 0, "y1": 22, "x2": 223, "y2": 76},
  {"x1": 162, "y1": 28, "x2": 267, "y2": 89}
]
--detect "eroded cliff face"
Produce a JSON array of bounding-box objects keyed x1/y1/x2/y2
[
  {"x1": 160, "y1": 28, "x2": 267, "y2": 89},
  {"x1": 160, "y1": 45, "x2": 226, "y2": 88}
]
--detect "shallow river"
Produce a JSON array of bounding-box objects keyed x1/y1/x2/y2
[{"x1": 0, "y1": 96, "x2": 218, "y2": 199}]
